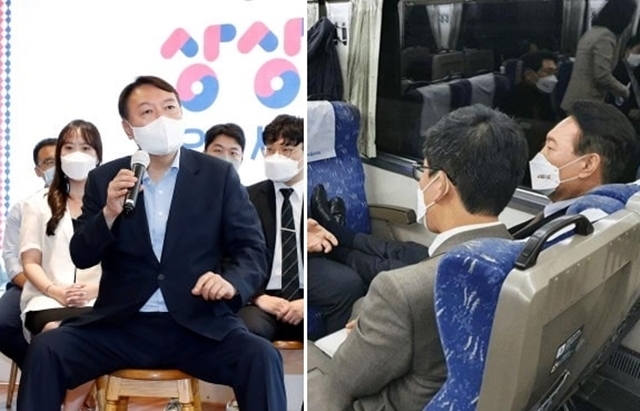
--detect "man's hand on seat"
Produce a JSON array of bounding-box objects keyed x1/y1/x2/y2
[
  {"x1": 308, "y1": 218, "x2": 338, "y2": 253},
  {"x1": 280, "y1": 299, "x2": 304, "y2": 325},
  {"x1": 191, "y1": 271, "x2": 236, "y2": 300},
  {"x1": 254, "y1": 294, "x2": 289, "y2": 316}
]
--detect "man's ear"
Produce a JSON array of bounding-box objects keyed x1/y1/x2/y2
[
  {"x1": 34, "y1": 166, "x2": 43, "y2": 178},
  {"x1": 431, "y1": 172, "x2": 451, "y2": 203},
  {"x1": 122, "y1": 120, "x2": 134, "y2": 140},
  {"x1": 523, "y1": 68, "x2": 537, "y2": 84},
  {"x1": 578, "y1": 153, "x2": 601, "y2": 180}
]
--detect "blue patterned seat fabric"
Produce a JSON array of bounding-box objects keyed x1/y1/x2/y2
[
  {"x1": 424, "y1": 184, "x2": 639, "y2": 411},
  {"x1": 307, "y1": 101, "x2": 370, "y2": 234}
]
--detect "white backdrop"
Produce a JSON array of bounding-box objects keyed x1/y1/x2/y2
[{"x1": 0, "y1": 0, "x2": 306, "y2": 247}]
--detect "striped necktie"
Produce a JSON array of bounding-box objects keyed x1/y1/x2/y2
[{"x1": 280, "y1": 188, "x2": 299, "y2": 300}]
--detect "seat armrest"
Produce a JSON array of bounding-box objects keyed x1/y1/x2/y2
[{"x1": 368, "y1": 204, "x2": 417, "y2": 225}]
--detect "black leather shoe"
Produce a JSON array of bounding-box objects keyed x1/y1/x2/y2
[
  {"x1": 311, "y1": 184, "x2": 334, "y2": 227},
  {"x1": 329, "y1": 197, "x2": 347, "y2": 226}
]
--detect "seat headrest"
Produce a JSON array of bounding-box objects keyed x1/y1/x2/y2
[{"x1": 586, "y1": 184, "x2": 640, "y2": 205}]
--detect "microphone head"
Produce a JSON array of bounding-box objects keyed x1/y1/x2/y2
[{"x1": 131, "y1": 150, "x2": 150, "y2": 168}]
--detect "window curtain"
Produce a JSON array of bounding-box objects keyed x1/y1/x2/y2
[
  {"x1": 346, "y1": 0, "x2": 383, "y2": 158},
  {"x1": 426, "y1": 3, "x2": 463, "y2": 51}
]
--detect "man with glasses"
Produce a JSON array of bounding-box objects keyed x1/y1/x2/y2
[
  {"x1": 240, "y1": 114, "x2": 305, "y2": 342},
  {"x1": 308, "y1": 104, "x2": 528, "y2": 411},
  {"x1": 0, "y1": 138, "x2": 57, "y2": 369}
]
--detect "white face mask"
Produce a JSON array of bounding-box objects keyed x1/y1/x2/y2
[
  {"x1": 529, "y1": 152, "x2": 586, "y2": 195},
  {"x1": 61, "y1": 152, "x2": 97, "y2": 181},
  {"x1": 213, "y1": 153, "x2": 242, "y2": 172},
  {"x1": 416, "y1": 172, "x2": 441, "y2": 227},
  {"x1": 627, "y1": 53, "x2": 640, "y2": 68},
  {"x1": 536, "y1": 75, "x2": 558, "y2": 94},
  {"x1": 131, "y1": 116, "x2": 184, "y2": 156},
  {"x1": 41, "y1": 167, "x2": 55, "y2": 187},
  {"x1": 264, "y1": 154, "x2": 301, "y2": 183}
]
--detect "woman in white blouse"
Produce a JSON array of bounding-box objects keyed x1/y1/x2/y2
[{"x1": 20, "y1": 119, "x2": 103, "y2": 411}]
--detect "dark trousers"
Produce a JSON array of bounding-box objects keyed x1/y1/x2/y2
[
  {"x1": 17, "y1": 313, "x2": 286, "y2": 411},
  {"x1": 332, "y1": 234, "x2": 430, "y2": 285},
  {"x1": 307, "y1": 256, "x2": 365, "y2": 336},
  {"x1": 238, "y1": 289, "x2": 304, "y2": 341},
  {"x1": 0, "y1": 284, "x2": 28, "y2": 367}
]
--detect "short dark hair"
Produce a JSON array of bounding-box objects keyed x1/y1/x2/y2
[
  {"x1": 32, "y1": 138, "x2": 57, "y2": 166},
  {"x1": 626, "y1": 35, "x2": 640, "y2": 49},
  {"x1": 593, "y1": 0, "x2": 637, "y2": 36},
  {"x1": 423, "y1": 104, "x2": 528, "y2": 216},
  {"x1": 520, "y1": 50, "x2": 558, "y2": 72},
  {"x1": 204, "y1": 123, "x2": 246, "y2": 152},
  {"x1": 568, "y1": 100, "x2": 637, "y2": 183},
  {"x1": 117, "y1": 75, "x2": 181, "y2": 120},
  {"x1": 262, "y1": 114, "x2": 304, "y2": 146}
]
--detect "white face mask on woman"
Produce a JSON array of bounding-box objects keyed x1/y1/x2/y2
[
  {"x1": 627, "y1": 53, "x2": 640, "y2": 68},
  {"x1": 131, "y1": 116, "x2": 184, "y2": 156},
  {"x1": 264, "y1": 154, "x2": 301, "y2": 183},
  {"x1": 61, "y1": 152, "x2": 97, "y2": 181}
]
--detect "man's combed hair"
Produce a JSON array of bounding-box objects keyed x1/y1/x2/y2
[
  {"x1": 204, "y1": 123, "x2": 246, "y2": 152},
  {"x1": 117, "y1": 76, "x2": 181, "y2": 120},
  {"x1": 569, "y1": 100, "x2": 638, "y2": 184},
  {"x1": 423, "y1": 104, "x2": 529, "y2": 216},
  {"x1": 262, "y1": 115, "x2": 304, "y2": 146}
]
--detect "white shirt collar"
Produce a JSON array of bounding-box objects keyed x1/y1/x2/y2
[
  {"x1": 543, "y1": 196, "x2": 580, "y2": 218},
  {"x1": 273, "y1": 179, "x2": 305, "y2": 199},
  {"x1": 429, "y1": 221, "x2": 503, "y2": 256}
]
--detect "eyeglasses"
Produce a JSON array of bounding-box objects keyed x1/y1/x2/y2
[
  {"x1": 37, "y1": 158, "x2": 55, "y2": 168},
  {"x1": 412, "y1": 163, "x2": 440, "y2": 182},
  {"x1": 261, "y1": 146, "x2": 302, "y2": 158}
]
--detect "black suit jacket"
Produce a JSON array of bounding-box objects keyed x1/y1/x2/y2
[
  {"x1": 68, "y1": 148, "x2": 268, "y2": 340},
  {"x1": 246, "y1": 179, "x2": 304, "y2": 296},
  {"x1": 508, "y1": 206, "x2": 569, "y2": 240}
]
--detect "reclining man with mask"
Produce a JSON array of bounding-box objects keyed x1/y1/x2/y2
[
  {"x1": 510, "y1": 99, "x2": 638, "y2": 239},
  {"x1": 308, "y1": 104, "x2": 528, "y2": 411},
  {"x1": 503, "y1": 50, "x2": 559, "y2": 123}
]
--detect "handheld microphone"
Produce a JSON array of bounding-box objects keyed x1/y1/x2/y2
[{"x1": 123, "y1": 150, "x2": 150, "y2": 215}]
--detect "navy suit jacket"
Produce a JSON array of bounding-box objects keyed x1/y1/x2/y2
[{"x1": 68, "y1": 148, "x2": 268, "y2": 340}]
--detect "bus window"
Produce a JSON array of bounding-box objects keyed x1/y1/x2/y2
[{"x1": 375, "y1": 0, "x2": 564, "y2": 188}]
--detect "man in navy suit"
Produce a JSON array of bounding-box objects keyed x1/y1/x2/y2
[{"x1": 17, "y1": 76, "x2": 287, "y2": 411}]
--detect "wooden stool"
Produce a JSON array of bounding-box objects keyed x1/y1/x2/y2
[
  {"x1": 103, "y1": 369, "x2": 201, "y2": 411},
  {"x1": 5, "y1": 361, "x2": 18, "y2": 408}
]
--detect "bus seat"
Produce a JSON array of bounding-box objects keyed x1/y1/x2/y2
[
  {"x1": 449, "y1": 79, "x2": 472, "y2": 110},
  {"x1": 468, "y1": 73, "x2": 495, "y2": 107},
  {"x1": 426, "y1": 188, "x2": 640, "y2": 411},
  {"x1": 553, "y1": 59, "x2": 573, "y2": 116},
  {"x1": 416, "y1": 83, "x2": 451, "y2": 141},
  {"x1": 307, "y1": 100, "x2": 371, "y2": 234},
  {"x1": 432, "y1": 51, "x2": 464, "y2": 82},
  {"x1": 503, "y1": 58, "x2": 523, "y2": 88},
  {"x1": 463, "y1": 49, "x2": 495, "y2": 77},
  {"x1": 587, "y1": 183, "x2": 640, "y2": 205}
]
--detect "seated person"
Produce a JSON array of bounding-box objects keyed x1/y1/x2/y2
[
  {"x1": 240, "y1": 115, "x2": 304, "y2": 341},
  {"x1": 20, "y1": 120, "x2": 103, "y2": 411},
  {"x1": 510, "y1": 100, "x2": 638, "y2": 239},
  {"x1": 203, "y1": 122, "x2": 244, "y2": 172},
  {"x1": 503, "y1": 50, "x2": 558, "y2": 122},
  {"x1": 0, "y1": 137, "x2": 56, "y2": 370},
  {"x1": 308, "y1": 104, "x2": 529, "y2": 411},
  {"x1": 311, "y1": 183, "x2": 430, "y2": 285}
]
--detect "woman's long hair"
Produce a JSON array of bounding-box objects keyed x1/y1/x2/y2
[
  {"x1": 46, "y1": 120, "x2": 103, "y2": 236},
  {"x1": 593, "y1": 0, "x2": 638, "y2": 36}
]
